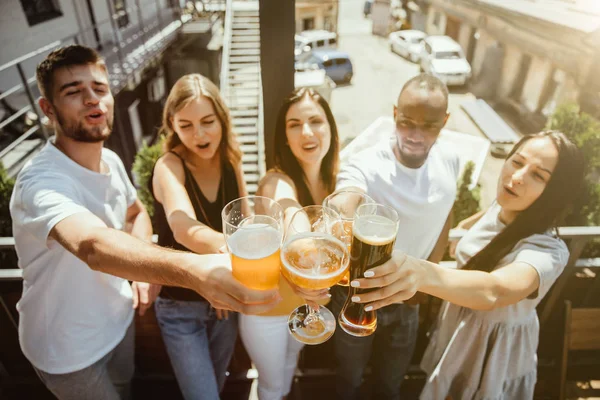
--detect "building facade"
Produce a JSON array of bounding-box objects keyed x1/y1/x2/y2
[
  {"x1": 295, "y1": 0, "x2": 339, "y2": 33},
  {"x1": 0, "y1": 0, "x2": 221, "y2": 175},
  {"x1": 424, "y1": 0, "x2": 600, "y2": 130}
]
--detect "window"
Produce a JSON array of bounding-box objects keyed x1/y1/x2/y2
[
  {"x1": 317, "y1": 40, "x2": 325, "y2": 47},
  {"x1": 435, "y1": 51, "x2": 461, "y2": 60},
  {"x1": 328, "y1": 38, "x2": 337, "y2": 46},
  {"x1": 425, "y1": 43, "x2": 433, "y2": 55},
  {"x1": 20, "y1": 0, "x2": 63, "y2": 26},
  {"x1": 335, "y1": 59, "x2": 347, "y2": 66},
  {"x1": 303, "y1": 18, "x2": 315, "y2": 31},
  {"x1": 323, "y1": 60, "x2": 333, "y2": 68},
  {"x1": 112, "y1": 0, "x2": 129, "y2": 29},
  {"x1": 432, "y1": 11, "x2": 441, "y2": 29}
]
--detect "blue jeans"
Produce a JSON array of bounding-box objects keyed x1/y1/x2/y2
[
  {"x1": 331, "y1": 286, "x2": 419, "y2": 400},
  {"x1": 154, "y1": 297, "x2": 238, "y2": 400}
]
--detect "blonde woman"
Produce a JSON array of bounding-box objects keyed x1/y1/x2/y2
[
  {"x1": 239, "y1": 88, "x2": 340, "y2": 400},
  {"x1": 150, "y1": 74, "x2": 247, "y2": 399}
]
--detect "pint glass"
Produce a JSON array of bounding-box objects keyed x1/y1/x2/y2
[
  {"x1": 338, "y1": 203, "x2": 399, "y2": 337},
  {"x1": 322, "y1": 189, "x2": 375, "y2": 286},
  {"x1": 222, "y1": 196, "x2": 284, "y2": 290}
]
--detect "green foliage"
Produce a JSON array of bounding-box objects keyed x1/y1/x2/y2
[
  {"x1": 132, "y1": 137, "x2": 164, "y2": 219},
  {"x1": 547, "y1": 103, "x2": 600, "y2": 172},
  {"x1": 547, "y1": 103, "x2": 600, "y2": 257},
  {"x1": 453, "y1": 161, "x2": 481, "y2": 228},
  {"x1": 0, "y1": 162, "x2": 15, "y2": 237}
]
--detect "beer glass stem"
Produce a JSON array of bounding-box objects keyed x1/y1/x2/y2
[{"x1": 304, "y1": 302, "x2": 320, "y2": 325}]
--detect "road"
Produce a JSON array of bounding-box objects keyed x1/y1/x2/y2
[{"x1": 330, "y1": 0, "x2": 503, "y2": 207}]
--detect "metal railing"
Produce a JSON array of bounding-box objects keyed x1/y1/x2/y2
[
  {"x1": 0, "y1": 0, "x2": 193, "y2": 173},
  {"x1": 219, "y1": 0, "x2": 234, "y2": 95}
]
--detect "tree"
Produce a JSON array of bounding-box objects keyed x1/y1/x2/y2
[
  {"x1": 0, "y1": 162, "x2": 15, "y2": 237},
  {"x1": 132, "y1": 137, "x2": 164, "y2": 221},
  {"x1": 453, "y1": 160, "x2": 481, "y2": 228},
  {"x1": 547, "y1": 103, "x2": 600, "y2": 257}
]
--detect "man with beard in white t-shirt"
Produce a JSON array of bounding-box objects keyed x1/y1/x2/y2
[
  {"x1": 9, "y1": 45, "x2": 281, "y2": 400},
  {"x1": 330, "y1": 74, "x2": 460, "y2": 399}
]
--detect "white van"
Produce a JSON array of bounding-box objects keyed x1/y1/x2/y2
[{"x1": 295, "y1": 30, "x2": 338, "y2": 58}]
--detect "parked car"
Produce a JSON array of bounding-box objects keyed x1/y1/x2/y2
[
  {"x1": 296, "y1": 50, "x2": 353, "y2": 84},
  {"x1": 295, "y1": 30, "x2": 338, "y2": 59},
  {"x1": 419, "y1": 35, "x2": 472, "y2": 86},
  {"x1": 388, "y1": 30, "x2": 427, "y2": 63}
]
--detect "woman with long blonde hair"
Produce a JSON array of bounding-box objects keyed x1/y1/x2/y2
[{"x1": 149, "y1": 73, "x2": 247, "y2": 399}]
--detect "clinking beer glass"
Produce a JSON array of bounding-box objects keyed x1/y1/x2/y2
[
  {"x1": 222, "y1": 196, "x2": 284, "y2": 290},
  {"x1": 322, "y1": 189, "x2": 375, "y2": 286},
  {"x1": 338, "y1": 203, "x2": 399, "y2": 337},
  {"x1": 281, "y1": 205, "x2": 349, "y2": 345}
]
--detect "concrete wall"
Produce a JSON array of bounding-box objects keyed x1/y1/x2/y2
[
  {"x1": 425, "y1": 6, "x2": 446, "y2": 35},
  {"x1": 471, "y1": 30, "x2": 495, "y2": 79},
  {"x1": 0, "y1": 0, "x2": 82, "y2": 89},
  {"x1": 457, "y1": 22, "x2": 472, "y2": 53},
  {"x1": 498, "y1": 43, "x2": 523, "y2": 99},
  {"x1": 0, "y1": 0, "x2": 173, "y2": 102},
  {"x1": 296, "y1": 3, "x2": 337, "y2": 33},
  {"x1": 521, "y1": 55, "x2": 553, "y2": 113}
]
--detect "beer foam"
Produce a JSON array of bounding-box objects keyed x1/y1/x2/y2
[
  {"x1": 281, "y1": 232, "x2": 348, "y2": 280},
  {"x1": 227, "y1": 225, "x2": 282, "y2": 259},
  {"x1": 353, "y1": 215, "x2": 397, "y2": 246}
]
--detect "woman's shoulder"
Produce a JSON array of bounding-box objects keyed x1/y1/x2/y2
[
  {"x1": 260, "y1": 169, "x2": 296, "y2": 187},
  {"x1": 518, "y1": 231, "x2": 568, "y2": 254},
  {"x1": 153, "y1": 149, "x2": 186, "y2": 179}
]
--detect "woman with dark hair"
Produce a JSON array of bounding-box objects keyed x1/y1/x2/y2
[
  {"x1": 348, "y1": 131, "x2": 585, "y2": 399},
  {"x1": 239, "y1": 88, "x2": 340, "y2": 400}
]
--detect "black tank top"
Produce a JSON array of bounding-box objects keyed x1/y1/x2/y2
[{"x1": 150, "y1": 151, "x2": 240, "y2": 301}]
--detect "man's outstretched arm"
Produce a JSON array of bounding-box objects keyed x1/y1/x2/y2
[{"x1": 50, "y1": 212, "x2": 282, "y2": 314}]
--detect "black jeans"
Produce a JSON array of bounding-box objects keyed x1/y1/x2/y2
[{"x1": 331, "y1": 285, "x2": 419, "y2": 400}]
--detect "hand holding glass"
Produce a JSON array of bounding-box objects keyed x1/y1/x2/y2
[
  {"x1": 338, "y1": 203, "x2": 399, "y2": 337},
  {"x1": 322, "y1": 189, "x2": 375, "y2": 286},
  {"x1": 222, "y1": 196, "x2": 284, "y2": 290}
]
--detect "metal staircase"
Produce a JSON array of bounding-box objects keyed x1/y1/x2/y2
[{"x1": 220, "y1": 0, "x2": 265, "y2": 195}]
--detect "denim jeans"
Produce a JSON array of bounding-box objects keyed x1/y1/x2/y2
[
  {"x1": 154, "y1": 297, "x2": 238, "y2": 400},
  {"x1": 330, "y1": 286, "x2": 419, "y2": 400},
  {"x1": 35, "y1": 321, "x2": 134, "y2": 400}
]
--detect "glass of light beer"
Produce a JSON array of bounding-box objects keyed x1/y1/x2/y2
[
  {"x1": 281, "y1": 206, "x2": 349, "y2": 344},
  {"x1": 222, "y1": 196, "x2": 284, "y2": 290},
  {"x1": 322, "y1": 189, "x2": 375, "y2": 286},
  {"x1": 338, "y1": 203, "x2": 399, "y2": 337}
]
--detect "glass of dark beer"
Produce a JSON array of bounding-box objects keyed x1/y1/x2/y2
[
  {"x1": 322, "y1": 189, "x2": 375, "y2": 286},
  {"x1": 338, "y1": 203, "x2": 399, "y2": 337}
]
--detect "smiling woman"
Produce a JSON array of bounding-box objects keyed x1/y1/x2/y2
[{"x1": 238, "y1": 88, "x2": 342, "y2": 400}]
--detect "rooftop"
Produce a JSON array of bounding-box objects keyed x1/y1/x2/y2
[{"x1": 480, "y1": 0, "x2": 600, "y2": 33}]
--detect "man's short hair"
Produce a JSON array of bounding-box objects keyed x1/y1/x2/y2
[
  {"x1": 398, "y1": 73, "x2": 449, "y2": 106},
  {"x1": 36, "y1": 45, "x2": 107, "y2": 102}
]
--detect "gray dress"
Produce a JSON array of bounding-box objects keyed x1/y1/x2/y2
[{"x1": 419, "y1": 203, "x2": 569, "y2": 400}]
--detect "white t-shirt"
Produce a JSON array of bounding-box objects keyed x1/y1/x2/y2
[
  {"x1": 9, "y1": 140, "x2": 136, "y2": 374},
  {"x1": 337, "y1": 137, "x2": 460, "y2": 259}
]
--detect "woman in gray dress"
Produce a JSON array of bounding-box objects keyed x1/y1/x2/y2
[{"x1": 348, "y1": 131, "x2": 585, "y2": 399}]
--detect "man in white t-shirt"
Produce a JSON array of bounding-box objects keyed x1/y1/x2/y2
[
  {"x1": 330, "y1": 74, "x2": 460, "y2": 399},
  {"x1": 9, "y1": 45, "x2": 280, "y2": 400}
]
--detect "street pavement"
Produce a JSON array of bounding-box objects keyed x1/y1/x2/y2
[{"x1": 331, "y1": 0, "x2": 504, "y2": 207}]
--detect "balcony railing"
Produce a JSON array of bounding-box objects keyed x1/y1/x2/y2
[{"x1": 0, "y1": 0, "x2": 202, "y2": 176}]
